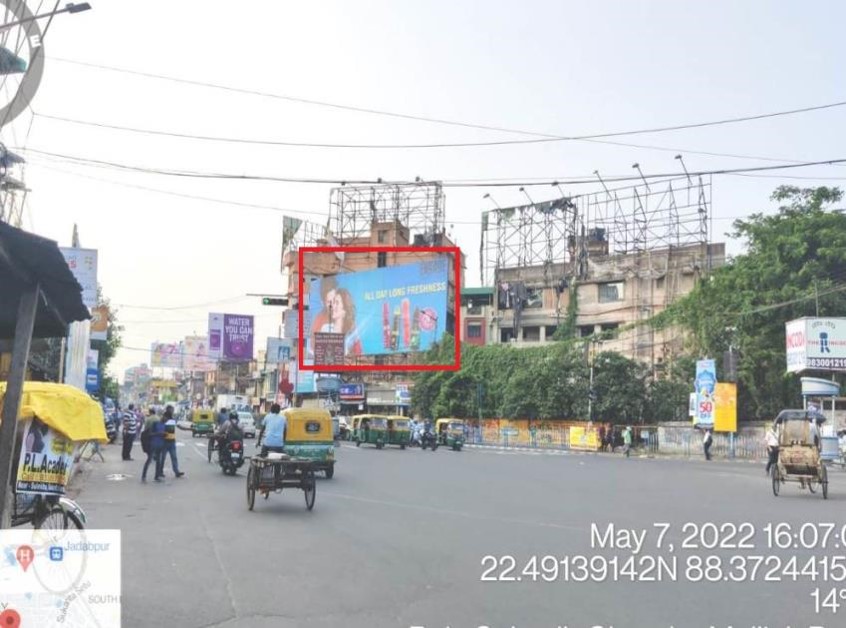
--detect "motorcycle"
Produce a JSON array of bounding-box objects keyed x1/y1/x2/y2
[
  {"x1": 105, "y1": 415, "x2": 118, "y2": 444},
  {"x1": 218, "y1": 437, "x2": 245, "y2": 475},
  {"x1": 420, "y1": 430, "x2": 438, "y2": 451}
]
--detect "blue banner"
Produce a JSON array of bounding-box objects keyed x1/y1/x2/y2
[
  {"x1": 308, "y1": 259, "x2": 448, "y2": 358},
  {"x1": 694, "y1": 359, "x2": 716, "y2": 427},
  {"x1": 85, "y1": 368, "x2": 100, "y2": 394}
]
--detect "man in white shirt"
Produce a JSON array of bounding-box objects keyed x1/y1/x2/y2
[{"x1": 765, "y1": 427, "x2": 779, "y2": 475}]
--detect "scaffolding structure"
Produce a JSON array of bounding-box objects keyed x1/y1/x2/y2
[
  {"x1": 329, "y1": 181, "x2": 445, "y2": 244},
  {"x1": 481, "y1": 175, "x2": 712, "y2": 285},
  {"x1": 0, "y1": 147, "x2": 27, "y2": 228}
]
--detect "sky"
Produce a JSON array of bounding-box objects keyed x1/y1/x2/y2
[{"x1": 4, "y1": 0, "x2": 846, "y2": 381}]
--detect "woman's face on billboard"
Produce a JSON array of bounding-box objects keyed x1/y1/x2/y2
[{"x1": 329, "y1": 291, "x2": 345, "y2": 327}]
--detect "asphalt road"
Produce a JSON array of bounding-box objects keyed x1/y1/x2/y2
[{"x1": 75, "y1": 431, "x2": 846, "y2": 628}]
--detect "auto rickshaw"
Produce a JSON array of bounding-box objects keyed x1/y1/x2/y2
[
  {"x1": 386, "y1": 416, "x2": 411, "y2": 449},
  {"x1": 771, "y1": 409, "x2": 829, "y2": 499},
  {"x1": 351, "y1": 414, "x2": 388, "y2": 449},
  {"x1": 280, "y1": 408, "x2": 336, "y2": 478},
  {"x1": 190, "y1": 409, "x2": 216, "y2": 437},
  {"x1": 436, "y1": 418, "x2": 466, "y2": 451}
]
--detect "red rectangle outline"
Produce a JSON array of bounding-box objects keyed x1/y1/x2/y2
[{"x1": 298, "y1": 246, "x2": 461, "y2": 372}]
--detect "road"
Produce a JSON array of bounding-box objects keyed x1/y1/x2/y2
[{"x1": 74, "y1": 431, "x2": 845, "y2": 628}]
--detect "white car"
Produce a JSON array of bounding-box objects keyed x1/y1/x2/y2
[{"x1": 237, "y1": 412, "x2": 256, "y2": 438}]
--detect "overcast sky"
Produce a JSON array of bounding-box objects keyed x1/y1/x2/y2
[{"x1": 6, "y1": 0, "x2": 846, "y2": 381}]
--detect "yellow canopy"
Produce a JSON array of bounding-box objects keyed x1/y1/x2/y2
[{"x1": 0, "y1": 381, "x2": 108, "y2": 443}]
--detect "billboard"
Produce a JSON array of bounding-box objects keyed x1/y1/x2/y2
[
  {"x1": 90, "y1": 305, "x2": 109, "y2": 341},
  {"x1": 307, "y1": 259, "x2": 448, "y2": 359},
  {"x1": 266, "y1": 338, "x2": 291, "y2": 365},
  {"x1": 59, "y1": 247, "x2": 98, "y2": 309},
  {"x1": 209, "y1": 313, "x2": 255, "y2": 362},
  {"x1": 86, "y1": 349, "x2": 99, "y2": 394},
  {"x1": 785, "y1": 317, "x2": 846, "y2": 372},
  {"x1": 183, "y1": 336, "x2": 216, "y2": 372},
  {"x1": 151, "y1": 342, "x2": 182, "y2": 369},
  {"x1": 713, "y1": 383, "x2": 737, "y2": 433},
  {"x1": 314, "y1": 332, "x2": 345, "y2": 365},
  {"x1": 694, "y1": 359, "x2": 717, "y2": 428}
]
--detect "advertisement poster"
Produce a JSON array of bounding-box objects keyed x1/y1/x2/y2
[
  {"x1": 339, "y1": 383, "x2": 365, "y2": 401},
  {"x1": 308, "y1": 259, "x2": 448, "y2": 357},
  {"x1": 266, "y1": 338, "x2": 292, "y2": 365},
  {"x1": 85, "y1": 349, "x2": 99, "y2": 394},
  {"x1": 183, "y1": 336, "x2": 215, "y2": 371},
  {"x1": 16, "y1": 419, "x2": 76, "y2": 495},
  {"x1": 208, "y1": 313, "x2": 224, "y2": 359},
  {"x1": 151, "y1": 342, "x2": 182, "y2": 369},
  {"x1": 569, "y1": 425, "x2": 600, "y2": 451},
  {"x1": 292, "y1": 358, "x2": 316, "y2": 393},
  {"x1": 713, "y1": 382, "x2": 738, "y2": 433},
  {"x1": 785, "y1": 317, "x2": 846, "y2": 372},
  {"x1": 90, "y1": 305, "x2": 109, "y2": 341},
  {"x1": 59, "y1": 247, "x2": 98, "y2": 309},
  {"x1": 223, "y1": 314, "x2": 254, "y2": 361},
  {"x1": 314, "y1": 332, "x2": 345, "y2": 365},
  {"x1": 694, "y1": 359, "x2": 717, "y2": 427}
]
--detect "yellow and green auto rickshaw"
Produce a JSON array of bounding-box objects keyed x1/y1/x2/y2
[
  {"x1": 436, "y1": 418, "x2": 466, "y2": 451},
  {"x1": 191, "y1": 409, "x2": 216, "y2": 437},
  {"x1": 351, "y1": 414, "x2": 388, "y2": 449},
  {"x1": 280, "y1": 408, "x2": 336, "y2": 478},
  {"x1": 386, "y1": 416, "x2": 411, "y2": 449}
]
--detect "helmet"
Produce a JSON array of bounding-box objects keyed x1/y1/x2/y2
[{"x1": 228, "y1": 412, "x2": 239, "y2": 422}]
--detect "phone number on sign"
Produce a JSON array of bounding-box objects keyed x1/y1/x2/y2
[{"x1": 480, "y1": 554, "x2": 846, "y2": 584}]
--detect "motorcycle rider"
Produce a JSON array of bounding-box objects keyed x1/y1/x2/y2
[{"x1": 215, "y1": 412, "x2": 243, "y2": 464}]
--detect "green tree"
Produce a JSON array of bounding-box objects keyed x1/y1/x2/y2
[
  {"x1": 591, "y1": 351, "x2": 647, "y2": 423},
  {"x1": 660, "y1": 186, "x2": 846, "y2": 419}
]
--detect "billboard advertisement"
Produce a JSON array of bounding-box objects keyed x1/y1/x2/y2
[
  {"x1": 86, "y1": 349, "x2": 99, "y2": 394},
  {"x1": 785, "y1": 317, "x2": 846, "y2": 372},
  {"x1": 307, "y1": 259, "x2": 448, "y2": 359},
  {"x1": 713, "y1": 383, "x2": 737, "y2": 433},
  {"x1": 694, "y1": 359, "x2": 717, "y2": 428},
  {"x1": 151, "y1": 342, "x2": 182, "y2": 369},
  {"x1": 59, "y1": 247, "x2": 98, "y2": 309},
  {"x1": 90, "y1": 305, "x2": 109, "y2": 341},
  {"x1": 183, "y1": 336, "x2": 216, "y2": 372},
  {"x1": 16, "y1": 419, "x2": 77, "y2": 495},
  {"x1": 209, "y1": 313, "x2": 255, "y2": 362},
  {"x1": 266, "y1": 338, "x2": 292, "y2": 365}
]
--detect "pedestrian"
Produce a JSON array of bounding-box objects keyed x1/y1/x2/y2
[
  {"x1": 122, "y1": 404, "x2": 138, "y2": 461},
  {"x1": 703, "y1": 429, "x2": 713, "y2": 461},
  {"x1": 598, "y1": 424, "x2": 606, "y2": 452},
  {"x1": 84, "y1": 439, "x2": 105, "y2": 462},
  {"x1": 141, "y1": 410, "x2": 166, "y2": 482},
  {"x1": 622, "y1": 426, "x2": 632, "y2": 457},
  {"x1": 765, "y1": 425, "x2": 779, "y2": 476},
  {"x1": 217, "y1": 406, "x2": 228, "y2": 427},
  {"x1": 161, "y1": 405, "x2": 185, "y2": 478}
]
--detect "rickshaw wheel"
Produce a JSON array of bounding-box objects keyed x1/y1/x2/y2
[
  {"x1": 820, "y1": 465, "x2": 829, "y2": 499},
  {"x1": 325, "y1": 465, "x2": 334, "y2": 479},
  {"x1": 304, "y1": 471, "x2": 316, "y2": 510},
  {"x1": 808, "y1": 478, "x2": 817, "y2": 493},
  {"x1": 771, "y1": 467, "x2": 780, "y2": 497},
  {"x1": 246, "y1": 466, "x2": 256, "y2": 511}
]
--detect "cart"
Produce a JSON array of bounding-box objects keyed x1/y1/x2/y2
[
  {"x1": 771, "y1": 410, "x2": 828, "y2": 500},
  {"x1": 245, "y1": 453, "x2": 317, "y2": 511}
]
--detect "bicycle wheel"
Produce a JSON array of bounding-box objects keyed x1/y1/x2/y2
[
  {"x1": 303, "y1": 470, "x2": 316, "y2": 511},
  {"x1": 31, "y1": 514, "x2": 87, "y2": 595},
  {"x1": 246, "y1": 465, "x2": 256, "y2": 511},
  {"x1": 820, "y1": 465, "x2": 828, "y2": 500}
]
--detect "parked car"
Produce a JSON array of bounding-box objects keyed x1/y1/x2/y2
[{"x1": 237, "y1": 411, "x2": 256, "y2": 438}]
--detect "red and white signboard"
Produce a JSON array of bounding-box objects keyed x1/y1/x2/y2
[{"x1": 785, "y1": 317, "x2": 846, "y2": 372}]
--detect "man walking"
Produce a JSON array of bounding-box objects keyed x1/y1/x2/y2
[
  {"x1": 122, "y1": 404, "x2": 139, "y2": 461},
  {"x1": 161, "y1": 405, "x2": 185, "y2": 478},
  {"x1": 703, "y1": 429, "x2": 713, "y2": 461},
  {"x1": 141, "y1": 410, "x2": 166, "y2": 482},
  {"x1": 622, "y1": 426, "x2": 632, "y2": 458}
]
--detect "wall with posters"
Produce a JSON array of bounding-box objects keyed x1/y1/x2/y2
[{"x1": 308, "y1": 259, "x2": 448, "y2": 357}]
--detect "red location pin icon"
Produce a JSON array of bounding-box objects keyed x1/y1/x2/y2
[
  {"x1": 0, "y1": 609, "x2": 21, "y2": 628},
  {"x1": 15, "y1": 545, "x2": 34, "y2": 572}
]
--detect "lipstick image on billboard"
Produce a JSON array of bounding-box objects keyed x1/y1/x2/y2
[
  {"x1": 391, "y1": 306, "x2": 400, "y2": 351},
  {"x1": 410, "y1": 307, "x2": 421, "y2": 351},
  {"x1": 383, "y1": 302, "x2": 391, "y2": 349},
  {"x1": 402, "y1": 298, "x2": 411, "y2": 348}
]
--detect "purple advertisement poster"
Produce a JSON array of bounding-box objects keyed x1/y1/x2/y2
[{"x1": 222, "y1": 314, "x2": 254, "y2": 361}]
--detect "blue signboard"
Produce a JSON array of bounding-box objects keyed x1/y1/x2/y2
[
  {"x1": 85, "y1": 368, "x2": 100, "y2": 394},
  {"x1": 339, "y1": 384, "x2": 365, "y2": 400},
  {"x1": 308, "y1": 259, "x2": 448, "y2": 358},
  {"x1": 694, "y1": 359, "x2": 716, "y2": 427}
]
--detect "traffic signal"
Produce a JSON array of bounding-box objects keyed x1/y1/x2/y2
[{"x1": 262, "y1": 297, "x2": 288, "y2": 306}]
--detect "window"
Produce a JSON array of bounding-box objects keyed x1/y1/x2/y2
[
  {"x1": 500, "y1": 329, "x2": 515, "y2": 343},
  {"x1": 545, "y1": 325, "x2": 558, "y2": 339},
  {"x1": 377, "y1": 251, "x2": 387, "y2": 267},
  {"x1": 598, "y1": 281, "x2": 624, "y2": 303},
  {"x1": 522, "y1": 326, "x2": 540, "y2": 342},
  {"x1": 600, "y1": 322, "x2": 620, "y2": 332},
  {"x1": 656, "y1": 276, "x2": 665, "y2": 290},
  {"x1": 467, "y1": 323, "x2": 482, "y2": 338},
  {"x1": 377, "y1": 230, "x2": 387, "y2": 244},
  {"x1": 578, "y1": 325, "x2": 595, "y2": 338}
]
